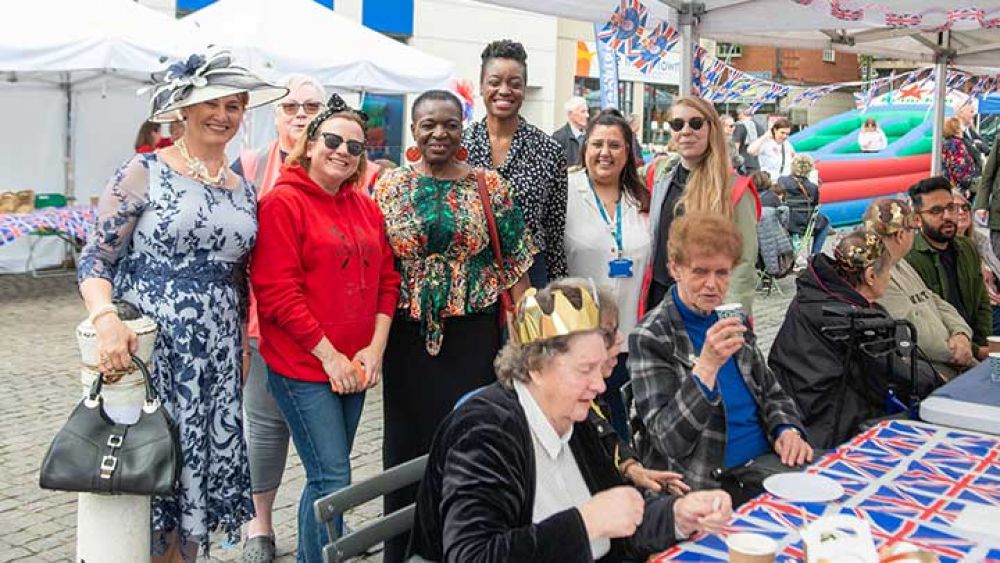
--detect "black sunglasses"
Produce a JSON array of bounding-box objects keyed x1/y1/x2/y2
[
  {"x1": 668, "y1": 117, "x2": 706, "y2": 132},
  {"x1": 320, "y1": 133, "x2": 366, "y2": 156}
]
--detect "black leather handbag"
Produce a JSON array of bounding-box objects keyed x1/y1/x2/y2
[{"x1": 39, "y1": 356, "x2": 181, "y2": 496}]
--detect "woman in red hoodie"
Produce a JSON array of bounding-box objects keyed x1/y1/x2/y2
[{"x1": 250, "y1": 94, "x2": 400, "y2": 562}]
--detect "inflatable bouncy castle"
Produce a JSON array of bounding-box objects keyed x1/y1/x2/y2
[{"x1": 789, "y1": 85, "x2": 970, "y2": 226}]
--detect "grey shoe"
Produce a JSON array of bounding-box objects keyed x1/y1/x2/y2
[{"x1": 241, "y1": 534, "x2": 276, "y2": 563}]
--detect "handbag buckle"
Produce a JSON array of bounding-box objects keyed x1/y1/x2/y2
[
  {"x1": 100, "y1": 455, "x2": 117, "y2": 479},
  {"x1": 107, "y1": 434, "x2": 123, "y2": 448}
]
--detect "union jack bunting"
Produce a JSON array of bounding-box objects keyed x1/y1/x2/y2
[
  {"x1": 596, "y1": 0, "x2": 648, "y2": 53},
  {"x1": 885, "y1": 12, "x2": 923, "y2": 28},
  {"x1": 655, "y1": 420, "x2": 1000, "y2": 562}
]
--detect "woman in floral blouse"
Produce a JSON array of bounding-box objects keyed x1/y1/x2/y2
[
  {"x1": 374, "y1": 89, "x2": 535, "y2": 562},
  {"x1": 943, "y1": 116, "x2": 979, "y2": 198},
  {"x1": 464, "y1": 39, "x2": 568, "y2": 286}
]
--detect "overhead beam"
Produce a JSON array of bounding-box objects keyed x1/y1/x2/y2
[
  {"x1": 956, "y1": 41, "x2": 1000, "y2": 57},
  {"x1": 849, "y1": 27, "x2": 922, "y2": 44}
]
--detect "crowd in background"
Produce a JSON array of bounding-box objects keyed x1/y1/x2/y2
[{"x1": 82, "y1": 40, "x2": 1000, "y2": 563}]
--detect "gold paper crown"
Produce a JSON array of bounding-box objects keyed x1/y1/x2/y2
[{"x1": 515, "y1": 287, "x2": 601, "y2": 345}]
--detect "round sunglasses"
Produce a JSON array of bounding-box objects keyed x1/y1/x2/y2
[
  {"x1": 279, "y1": 101, "x2": 324, "y2": 116},
  {"x1": 667, "y1": 117, "x2": 706, "y2": 132},
  {"x1": 320, "y1": 132, "x2": 366, "y2": 156}
]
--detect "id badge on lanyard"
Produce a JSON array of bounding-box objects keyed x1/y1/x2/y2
[{"x1": 590, "y1": 180, "x2": 633, "y2": 278}]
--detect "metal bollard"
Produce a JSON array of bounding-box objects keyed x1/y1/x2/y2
[{"x1": 75, "y1": 309, "x2": 157, "y2": 563}]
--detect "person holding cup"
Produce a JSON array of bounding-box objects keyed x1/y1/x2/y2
[
  {"x1": 629, "y1": 213, "x2": 811, "y2": 507},
  {"x1": 250, "y1": 94, "x2": 401, "y2": 562}
]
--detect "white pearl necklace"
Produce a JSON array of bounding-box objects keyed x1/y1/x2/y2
[{"x1": 176, "y1": 138, "x2": 228, "y2": 188}]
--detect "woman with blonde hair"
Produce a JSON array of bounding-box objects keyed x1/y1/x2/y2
[
  {"x1": 943, "y1": 116, "x2": 979, "y2": 197},
  {"x1": 641, "y1": 95, "x2": 759, "y2": 316}
]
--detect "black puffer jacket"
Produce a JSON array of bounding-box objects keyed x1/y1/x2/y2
[{"x1": 767, "y1": 254, "x2": 939, "y2": 449}]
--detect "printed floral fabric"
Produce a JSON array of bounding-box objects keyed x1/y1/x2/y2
[
  {"x1": 374, "y1": 166, "x2": 536, "y2": 355},
  {"x1": 943, "y1": 137, "x2": 978, "y2": 191},
  {"x1": 77, "y1": 153, "x2": 255, "y2": 557},
  {"x1": 465, "y1": 117, "x2": 569, "y2": 280}
]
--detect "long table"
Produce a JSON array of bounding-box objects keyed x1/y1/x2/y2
[
  {"x1": 921, "y1": 362, "x2": 1000, "y2": 436},
  {"x1": 655, "y1": 420, "x2": 1000, "y2": 562},
  {"x1": 0, "y1": 206, "x2": 95, "y2": 248}
]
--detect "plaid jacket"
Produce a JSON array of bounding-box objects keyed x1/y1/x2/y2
[{"x1": 628, "y1": 295, "x2": 805, "y2": 491}]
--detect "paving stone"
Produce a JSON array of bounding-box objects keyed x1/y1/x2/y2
[{"x1": 1, "y1": 269, "x2": 801, "y2": 562}]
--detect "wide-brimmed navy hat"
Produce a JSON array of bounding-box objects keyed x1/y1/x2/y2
[{"x1": 148, "y1": 51, "x2": 288, "y2": 123}]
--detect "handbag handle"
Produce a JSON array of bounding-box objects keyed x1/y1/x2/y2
[
  {"x1": 87, "y1": 355, "x2": 158, "y2": 409},
  {"x1": 474, "y1": 168, "x2": 515, "y2": 326}
]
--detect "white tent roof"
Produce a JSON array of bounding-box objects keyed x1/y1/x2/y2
[
  {"x1": 0, "y1": 0, "x2": 203, "y2": 75},
  {"x1": 182, "y1": 0, "x2": 456, "y2": 94},
  {"x1": 479, "y1": 0, "x2": 1000, "y2": 67}
]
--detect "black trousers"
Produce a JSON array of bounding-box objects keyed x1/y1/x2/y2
[{"x1": 382, "y1": 312, "x2": 500, "y2": 562}]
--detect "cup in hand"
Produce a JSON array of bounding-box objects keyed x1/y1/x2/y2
[
  {"x1": 727, "y1": 532, "x2": 777, "y2": 563},
  {"x1": 990, "y1": 352, "x2": 1000, "y2": 383},
  {"x1": 715, "y1": 303, "x2": 745, "y2": 324}
]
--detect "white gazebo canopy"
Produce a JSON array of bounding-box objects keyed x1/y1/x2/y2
[
  {"x1": 182, "y1": 0, "x2": 456, "y2": 94},
  {"x1": 477, "y1": 0, "x2": 1000, "y2": 174}
]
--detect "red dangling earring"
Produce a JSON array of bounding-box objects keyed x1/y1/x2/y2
[
  {"x1": 455, "y1": 146, "x2": 469, "y2": 162},
  {"x1": 405, "y1": 146, "x2": 421, "y2": 163}
]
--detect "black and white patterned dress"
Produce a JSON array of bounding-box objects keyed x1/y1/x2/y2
[
  {"x1": 78, "y1": 153, "x2": 255, "y2": 558},
  {"x1": 464, "y1": 117, "x2": 569, "y2": 280}
]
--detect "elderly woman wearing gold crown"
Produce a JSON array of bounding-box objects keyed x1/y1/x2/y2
[
  {"x1": 77, "y1": 52, "x2": 287, "y2": 562},
  {"x1": 407, "y1": 279, "x2": 732, "y2": 562}
]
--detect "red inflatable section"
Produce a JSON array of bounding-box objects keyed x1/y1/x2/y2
[{"x1": 814, "y1": 154, "x2": 931, "y2": 204}]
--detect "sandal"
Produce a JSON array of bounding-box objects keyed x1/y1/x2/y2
[{"x1": 241, "y1": 534, "x2": 276, "y2": 563}]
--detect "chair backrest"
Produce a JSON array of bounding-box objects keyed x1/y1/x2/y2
[
  {"x1": 315, "y1": 454, "x2": 429, "y2": 563},
  {"x1": 34, "y1": 193, "x2": 67, "y2": 209}
]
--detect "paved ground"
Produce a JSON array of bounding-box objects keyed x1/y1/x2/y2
[{"x1": 0, "y1": 270, "x2": 800, "y2": 562}]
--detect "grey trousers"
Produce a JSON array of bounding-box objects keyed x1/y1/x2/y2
[{"x1": 244, "y1": 338, "x2": 291, "y2": 494}]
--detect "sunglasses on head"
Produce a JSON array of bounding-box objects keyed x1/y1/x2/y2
[
  {"x1": 667, "y1": 117, "x2": 706, "y2": 132},
  {"x1": 320, "y1": 133, "x2": 366, "y2": 156},
  {"x1": 280, "y1": 101, "x2": 323, "y2": 116}
]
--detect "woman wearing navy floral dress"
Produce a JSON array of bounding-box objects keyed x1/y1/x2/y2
[{"x1": 77, "y1": 52, "x2": 287, "y2": 562}]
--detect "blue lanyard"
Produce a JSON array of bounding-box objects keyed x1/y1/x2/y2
[{"x1": 587, "y1": 178, "x2": 623, "y2": 255}]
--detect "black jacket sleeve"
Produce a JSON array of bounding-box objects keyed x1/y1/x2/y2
[{"x1": 439, "y1": 424, "x2": 593, "y2": 563}]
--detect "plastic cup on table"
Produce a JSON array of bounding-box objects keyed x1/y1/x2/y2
[{"x1": 990, "y1": 352, "x2": 1000, "y2": 383}]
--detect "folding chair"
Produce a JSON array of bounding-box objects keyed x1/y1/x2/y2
[{"x1": 315, "y1": 454, "x2": 429, "y2": 563}]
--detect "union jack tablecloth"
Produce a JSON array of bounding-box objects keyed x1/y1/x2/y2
[
  {"x1": 0, "y1": 206, "x2": 95, "y2": 248},
  {"x1": 655, "y1": 420, "x2": 1000, "y2": 562}
]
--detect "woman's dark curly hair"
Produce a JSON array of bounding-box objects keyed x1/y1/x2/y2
[
  {"x1": 580, "y1": 108, "x2": 650, "y2": 212},
  {"x1": 480, "y1": 39, "x2": 528, "y2": 83}
]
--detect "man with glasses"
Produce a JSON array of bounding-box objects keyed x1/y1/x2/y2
[
  {"x1": 906, "y1": 177, "x2": 992, "y2": 362},
  {"x1": 865, "y1": 199, "x2": 976, "y2": 380}
]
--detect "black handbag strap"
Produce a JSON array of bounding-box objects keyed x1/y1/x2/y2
[{"x1": 88, "y1": 355, "x2": 157, "y2": 405}]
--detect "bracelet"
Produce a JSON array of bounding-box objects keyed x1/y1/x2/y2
[{"x1": 88, "y1": 303, "x2": 119, "y2": 326}]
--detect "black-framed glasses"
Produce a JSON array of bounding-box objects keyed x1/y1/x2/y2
[
  {"x1": 917, "y1": 203, "x2": 966, "y2": 216},
  {"x1": 320, "y1": 133, "x2": 366, "y2": 156},
  {"x1": 280, "y1": 101, "x2": 323, "y2": 116},
  {"x1": 667, "y1": 117, "x2": 706, "y2": 132}
]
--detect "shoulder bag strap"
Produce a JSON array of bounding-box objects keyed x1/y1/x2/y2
[{"x1": 475, "y1": 169, "x2": 515, "y2": 326}]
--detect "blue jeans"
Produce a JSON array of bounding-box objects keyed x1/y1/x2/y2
[
  {"x1": 811, "y1": 219, "x2": 831, "y2": 255},
  {"x1": 267, "y1": 369, "x2": 365, "y2": 563}
]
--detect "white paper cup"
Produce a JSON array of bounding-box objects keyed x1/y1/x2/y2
[
  {"x1": 715, "y1": 302, "x2": 744, "y2": 321},
  {"x1": 727, "y1": 532, "x2": 777, "y2": 563}
]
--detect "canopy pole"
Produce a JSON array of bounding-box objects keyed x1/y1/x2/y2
[
  {"x1": 678, "y1": 3, "x2": 703, "y2": 97},
  {"x1": 63, "y1": 73, "x2": 75, "y2": 202},
  {"x1": 930, "y1": 31, "x2": 951, "y2": 177}
]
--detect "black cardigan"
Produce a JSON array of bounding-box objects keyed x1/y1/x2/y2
[{"x1": 408, "y1": 383, "x2": 678, "y2": 562}]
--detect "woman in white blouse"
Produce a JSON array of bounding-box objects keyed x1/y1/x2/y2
[
  {"x1": 748, "y1": 117, "x2": 795, "y2": 180},
  {"x1": 564, "y1": 108, "x2": 651, "y2": 439}
]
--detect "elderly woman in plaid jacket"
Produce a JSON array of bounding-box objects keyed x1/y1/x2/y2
[{"x1": 629, "y1": 213, "x2": 812, "y2": 507}]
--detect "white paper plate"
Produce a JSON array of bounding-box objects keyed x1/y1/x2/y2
[{"x1": 763, "y1": 473, "x2": 844, "y2": 502}]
